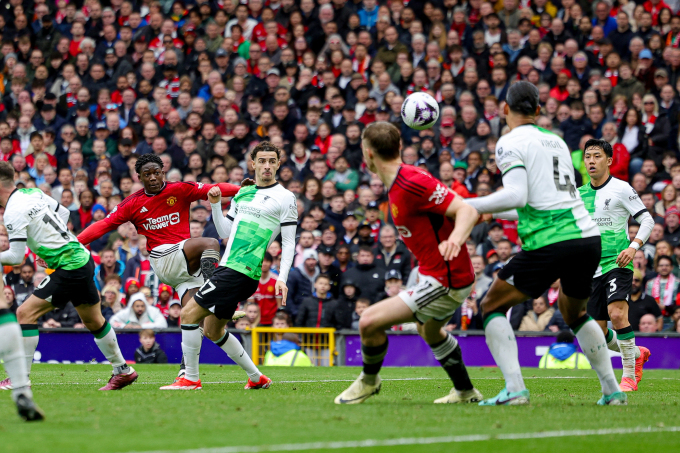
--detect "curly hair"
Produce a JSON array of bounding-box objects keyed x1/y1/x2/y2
[
  {"x1": 250, "y1": 140, "x2": 281, "y2": 161},
  {"x1": 135, "y1": 153, "x2": 164, "y2": 174}
]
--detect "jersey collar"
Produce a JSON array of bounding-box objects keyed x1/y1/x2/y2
[
  {"x1": 387, "y1": 165, "x2": 403, "y2": 194},
  {"x1": 590, "y1": 175, "x2": 612, "y2": 191},
  {"x1": 6, "y1": 188, "x2": 18, "y2": 203},
  {"x1": 255, "y1": 182, "x2": 279, "y2": 190},
  {"x1": 144, "y1": 182, "x2": 167, "y2": 197}
]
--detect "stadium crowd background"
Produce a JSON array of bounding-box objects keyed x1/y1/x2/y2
[{"x1": 0, "y1": 0, "x2": 679, "y2": 338}]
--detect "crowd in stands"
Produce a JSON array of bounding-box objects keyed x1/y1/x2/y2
[{"x1": 1, "y1": 0, "x2": 680, "y2": 337}]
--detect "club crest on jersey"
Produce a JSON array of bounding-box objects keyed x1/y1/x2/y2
[
  {"x1": 167, "y1": 196, "x2": 177, "y2": 206},
  {"x1": 604, "y1": 199, "x2": 611, "y2": 210},
  {"x1": 428, "y1": 184, "x2": 448, "y2": 205},
  {"x1": 5, "y1": 224, "x2": 12, "y2": 231},
  {"x1": 391, "y1": 204, "x2": 398, "y2": 219}
]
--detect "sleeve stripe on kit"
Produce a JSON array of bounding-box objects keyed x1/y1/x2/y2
[
  {"x1": 394, "y1": 179, "x2": 423, "y2": 197},
  {"x1": 281, "y1": 221, "x2": 297, "y2": 227},
  {"x1": 632, "y1": 208, "x2": 647, "y2": 219},
  {"x1": 396, "y1": 175, "x2": 425, "y2": 194},
  {"x1": 226, "y1": 215, "x2": 234, "y2": 221},
  {"x1": 55, "y1": 202, "x2": 61, "y2": 212},
  {"x1": 9, "y1": 238, "x2": 27, "y2": 243}
]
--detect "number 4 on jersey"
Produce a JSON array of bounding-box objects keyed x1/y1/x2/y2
[{"x1": 553, "y1": 157, "x2": 576, "y2": 198}]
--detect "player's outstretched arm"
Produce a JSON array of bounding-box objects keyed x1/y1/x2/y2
[
  {"x1": 493, "y1": 209, "x2": 519, "y2": 221},
  {"x1": 208, "y1": 186, "x2": 233, "y2": 239},
  {"x1": 77, "y1": 220, "x2": 119, "y2": 246},
  {"x1": 439, "y1": 196, "x2": 480, "y2": 261},
  {"x1": 464, "y1": 167, "x2": 528, "y2": 214},
  {"x1": 215, "y1": 182, "x2": 243, "y2": 198}
]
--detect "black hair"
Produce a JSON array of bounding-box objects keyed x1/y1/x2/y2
[
  {"x1": 556, "y1": 330, "x2": 575, "y2": 343},
  {"x1": 584, "y1": 138, "x2": 613, "y2": 158},
  {"x1": 506, "y1": 81, "x2": 539, "y2": 115},
  {"x1": 135, "y1": 153, "x2": 163, "y2": 174},
  {"x1": 263, "y1": 252, "x2": 273, "y2": 262},
  {"x1": 315, "y1": 273, "x2": 331, "y2": 282},
  {"x1": 657, "y1": 255, "x2": 673, "y2": 267}
]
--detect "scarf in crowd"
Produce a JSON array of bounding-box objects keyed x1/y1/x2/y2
[{"x1": 652, "y1": 273, "x2": 676, "y2": 307}]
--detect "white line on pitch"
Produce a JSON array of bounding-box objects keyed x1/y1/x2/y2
[
  {"x1": 29, "y1": 376, "x2": 600, "y2": 386},
  {"x1": 29, "y1": 375, "x2": 679, "y2": 386},
  {"x1": 124, "y1": 426, "x2": 680, "y2": 453}
]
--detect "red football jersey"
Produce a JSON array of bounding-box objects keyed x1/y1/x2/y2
[
  {"x1": 252, "y1": 275, "x2": 280, "y2": 325},
  {"x1": 388, "y1": 165, "x2": 474, "y2": 288},
  {"x1": 78, "y1": 181, "x2": 239, "y2": 251}
]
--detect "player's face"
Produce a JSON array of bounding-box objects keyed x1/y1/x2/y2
[
  {"x1": 138, "y1": 163, "x2": 165, "y2": 194},
  {"x1": 583, "y1": 147, "x2": 611, "y2": 181},
  {"x1": 252, "y1": 151, "x2": 280, "y2": 185}
]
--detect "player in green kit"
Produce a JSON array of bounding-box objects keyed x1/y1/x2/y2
[
  {"x1": 0, "y1": 161, "x2": 137, "y2": 393},
  {"x1": 579, "y1": 139, "x2": 654, "y2": 392},
  {"x1": 465, "y1": 82, "x2": 626, "y2": 406},
  {"x1": 161, "y1": 142, "x2": 297, "y2": 390}
]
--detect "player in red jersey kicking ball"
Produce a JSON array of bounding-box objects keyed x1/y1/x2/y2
[
  {"x1": 78, "y1": 154, "x2": 248, "y2": 378},
  {"x1": 335, "y1": 122, "x2": 484, "y2": 405}
]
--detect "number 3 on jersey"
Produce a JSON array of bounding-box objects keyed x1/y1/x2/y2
[{"x1": 553, "y1": 157, "x2": 576, "y2": 198}]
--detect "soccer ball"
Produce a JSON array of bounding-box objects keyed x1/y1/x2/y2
[{"x1": 401, "y1": 92, "x2": 440, "y2": 131}]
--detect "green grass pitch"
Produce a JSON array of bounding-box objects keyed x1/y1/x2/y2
[{"x1": 2, "y1": 364, "x2": 680, "y2": 453}]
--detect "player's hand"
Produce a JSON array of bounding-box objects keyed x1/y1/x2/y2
[
  {"x1": 616, "y1": 247, "x2": 636, "y2": 268},
  {"x1": 208, "y1": 186, "x2": 222, "y2": 204},
  {"x1": 480, "y1": 213, "x2": 493, "y2": 223},
  {"x1": 241, "y1": 178, "x2": 255, "y2": 187},
  {"x1": 439, "y1": 240, "x2": 461, "y2": 261},
  {"x1": 275, "y1": 280, "x2": 288, "y2": 306}
]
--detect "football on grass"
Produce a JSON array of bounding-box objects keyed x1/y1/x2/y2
[{"x1": 401, "y1": 92, "x2": 440, "y2": 130}]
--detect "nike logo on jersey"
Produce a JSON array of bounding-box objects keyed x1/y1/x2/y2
[{"x1": 140, "y1": 207, "x2": 148, "y2": 213}]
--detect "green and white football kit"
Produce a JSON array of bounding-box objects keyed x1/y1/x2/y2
[
  {"x1": 1, "y1": 188, "x2": 98, "y2": 307},
  {"x1": 196, "y1": 183, "x2": 298, "y2": 320},
  {"x1": 467, "y1": 124, "x2": 601, "y2": 299},
  {"x1": 579, "y1": 175, "x2": 653, "y2": 320}
]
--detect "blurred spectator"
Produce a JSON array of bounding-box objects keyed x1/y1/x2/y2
[
  {"x1": 342, "y1": 246, "x2": 383, "y2": 303},
  {"x1": 351, "y1": 298, "x2": 370, "y2": 330},
  {"x1": 249, "y1": 253, "x2": 281, "y2": 326},
  {"x1": 373, "y1": 225, "x2": 412, "y2": 283},
  {"x1": 110, "y1": 292, "x2": 168, "y2": 329},
  {"x1": 94, "y1": 248, "x2": 125, "y2": 291},
  {"x1": 155, "y1": 283, "x2": 174, "y2": 317},
  {"x1": 134, "y1": 330, "x2": 168, "y2": 364},
  {"x1": 166, "y1": 301, "x2": 182, "y2": 328},
  {"x1": 638, "y1": 313, "x2": 660, "y2": 333},
  {"x1": 288, "y1": 248, "x2": 320, "y2": 316},
  {"x1": 244, "y1": 301, "x2": 261, "y2": 328},
  {"x1": 646, "y1": 255, "x2": 680, "y2": 316},
  {"x1": 10, "y1": 263, "x2": 34, "y2": 307},
  {"x1": 39, "y1": 302, "x2": 84, "y2": 329},
  {"x1": 317, "y1": 246, "x2": 341, "y2": 298},
  {"x1": 264, "y1": 332, "x2": 313, "y2": 366},
  {"x1": 629, "y1": 269, "x2": 663, "y2": 331},
  {"x1": 519, "y1": 294, "x2": 555, "y2": 331},
  {"x1": 538, "y1": 331, "x2": 592, "y2": 369},
  {"x1": 295, "y1": 274, "x2": 336, "y2": 327}
]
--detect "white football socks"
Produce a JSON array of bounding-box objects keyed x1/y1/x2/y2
[
  {"x1": 215, "y1": 332, "x2": 261, "y2": 381},
  {"x1": 484, "y1": 314, "x2": 526, "y2": 393},
  {"x1": 181, "y1": 324, "x2": 202, "y2": 382},
  {"x1": 93, "y1": 322, "x2": 126, "y2": 371},
  {"x1": 0, "y1": 313, "x2": 32, "y2": 401},
  {"x1": 575, "y1": 319, "x2": 620, "y2": 395}
]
